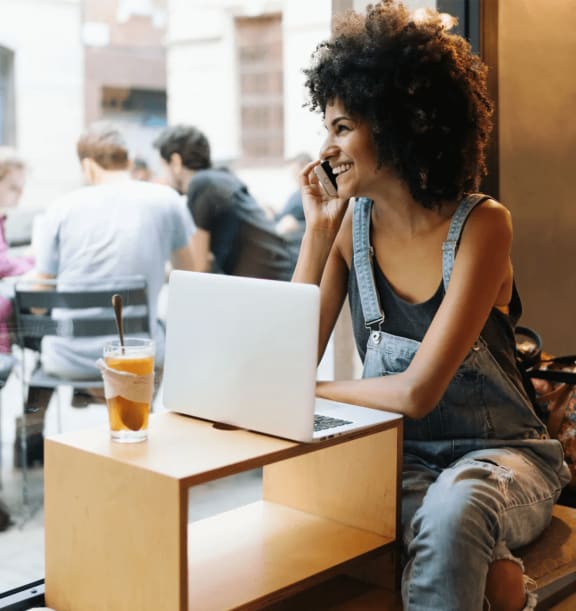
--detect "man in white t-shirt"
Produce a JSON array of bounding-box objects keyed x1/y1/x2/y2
[
  {"x1": 18, "y1": 123, "x2": 195, "y2": 466},
  {"x1": 34, "y1": 123, "x2": 195, "y2": 376}
]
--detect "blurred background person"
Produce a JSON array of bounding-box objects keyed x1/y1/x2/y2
[
  {"x1": 15, "y1": 122, "x2": 195, "y2": 467},
  {"x1": 0, "y1": 148, "x2": 35, "y2": 353},
  {"x1": 0, "y1": 147, "x2": 36, "y2": 530},
  {"x1": 154, "y1": 124, "x2": 299, "y2": 280},
  {"x1": 130, "y1": 156, "x2": 152, "y2": 182}
]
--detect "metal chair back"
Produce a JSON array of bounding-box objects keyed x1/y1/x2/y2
[{"x1": 14, "y1": 277, "x2": 150, "y2": 345}]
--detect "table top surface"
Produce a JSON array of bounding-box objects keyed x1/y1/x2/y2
[{"x1": 45, "y1": 411, "x2": 402, "y2": 484}]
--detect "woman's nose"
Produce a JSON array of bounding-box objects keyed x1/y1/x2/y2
[{"x1": 319, "y1": 139, "x2": 338, "y2": 161}]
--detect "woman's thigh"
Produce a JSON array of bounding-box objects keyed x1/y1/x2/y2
[
  {"x1": 402, "y1": 453, "x2": 441, "y2": 546},
  {"x1": 444, "y1": 447, "x2": 561, "y2": 548}
]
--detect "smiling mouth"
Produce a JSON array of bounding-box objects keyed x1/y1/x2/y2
[{"x1": 332, "y1": 163, "x2": 352, "y2": 179}]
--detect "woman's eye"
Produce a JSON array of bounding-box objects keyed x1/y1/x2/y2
[{"x1": 335, "y1": 124, "x2": 350, "y2": 134}]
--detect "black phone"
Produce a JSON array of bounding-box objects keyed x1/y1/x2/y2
[{"x1": 313, "y1": 160, "x2": 338, "y2": 197}]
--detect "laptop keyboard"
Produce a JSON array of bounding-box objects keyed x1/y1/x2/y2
[{"x1": 313, "y1": 413, "x2": 353, "y2": 432}]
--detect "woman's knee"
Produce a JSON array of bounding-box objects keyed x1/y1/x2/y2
[{"x1": 485, "y1": 559, "x2": 527, "y2": 611}]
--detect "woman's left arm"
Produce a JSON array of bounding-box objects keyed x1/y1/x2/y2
[{"x1": 316, "y1": 200, "x2": 513, "y2": 419}]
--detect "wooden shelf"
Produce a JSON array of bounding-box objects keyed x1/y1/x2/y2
[
  {"x1": 44, "y1": 411, "x2": 402, "y2": 611},
  {"x1": 187, "y1": 501, "x2": 393, "y2": 610}
]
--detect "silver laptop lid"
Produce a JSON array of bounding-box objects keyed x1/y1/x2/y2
[{"x1": 163, "y1": 271, "x2": 320, "y2": 439}]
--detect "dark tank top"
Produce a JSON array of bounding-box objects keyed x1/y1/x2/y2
[{"x1": 348, "y1": 258, "x2": 528, "y2": 398}]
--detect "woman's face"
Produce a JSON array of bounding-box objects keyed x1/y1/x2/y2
[
  {"x1": 319, "y1": 99, "x2": 387, "y2": 200},
  {"x1": 0, "y1": 166, "x2": 25, "y2": 209}
]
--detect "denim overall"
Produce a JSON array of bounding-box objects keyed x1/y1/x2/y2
[{"x1": 352, "y1": 195, "x2": 570, "y2": 611}]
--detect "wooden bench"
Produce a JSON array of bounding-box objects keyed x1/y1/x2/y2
[
  {"x1": 520, "y1": 503, "x2": 576, "y2": 608},
  {"x1": 266, "y1": 503, "x2": 576, "y2": 610}
]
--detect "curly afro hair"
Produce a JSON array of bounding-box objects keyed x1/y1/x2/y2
[{"x1": 304, "y1": 1, "x2": 493, "y2": 209}]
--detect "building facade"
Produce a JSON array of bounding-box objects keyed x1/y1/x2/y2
[
  {"x1": 164, "y1": 0, "x2": 334, "y2": 211},
  {"x1": 0, "y1": 0, "x2": 84, "y2": 210},
  {"x1": 0, "y1": 0, "x2": 168, "y2": 221}
]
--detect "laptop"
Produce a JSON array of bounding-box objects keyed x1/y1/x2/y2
[{"x1": 162, "y1": 271, "x2": 397, "y2": 442}]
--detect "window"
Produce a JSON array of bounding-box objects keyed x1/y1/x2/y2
[
  {"x1": 235, "y1": 14, "x2": 284, "y2": 162},
  {"x1": 101, "y1": 86, "x2": 167, "y2": 127},
  {"x1": 437, "y1": 0, "x2": 480, "y2": 53}
]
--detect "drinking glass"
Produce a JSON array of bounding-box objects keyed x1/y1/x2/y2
[{"x1": 100, "y1": 337, "x2": 155, "y2": 443}]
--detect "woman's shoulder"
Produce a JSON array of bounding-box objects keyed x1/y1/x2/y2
[
  {"x1": 467, "y1": 196, "x2": 511, "y2": 228},
  {"x1": 459, "y1": 196, "x2": 513, "y2": 253}
]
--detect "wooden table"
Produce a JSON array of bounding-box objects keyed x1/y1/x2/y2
[{"x1": 44, "y1": 411, "x2": 402, "y2": 610}]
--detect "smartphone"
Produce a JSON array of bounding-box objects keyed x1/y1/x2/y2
[{"x1": 313, "y1": 160, "x2": 338, "y2": 197}]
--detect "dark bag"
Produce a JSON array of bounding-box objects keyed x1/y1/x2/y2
[
  {"x1": 516, "y1": 326, "x2": 576, "y2": 489},
  {"x1": 234, "y1": 221, "x2": 299, "y2": 281}
]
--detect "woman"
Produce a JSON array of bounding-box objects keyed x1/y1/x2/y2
[
  {"x1": 0, "y1": 148, "x2": 35, "y2": 530},
  {"x1": 0, "y1": 148, "x2": 35, "y2": 353},
  {"x1": 293, "y1": 2, "x2": 570, "y2": 610}
]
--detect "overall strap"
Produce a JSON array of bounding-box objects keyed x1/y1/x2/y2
[
  {"x1": 352, "y1": 198, "x2": 385, "y2": 332},
  {"x1": 441, "y1": 194, "x2": 491, "y2": 291}
]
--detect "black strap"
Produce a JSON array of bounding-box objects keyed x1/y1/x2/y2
[{"x1": 527, "y1": 356, "x2": 576, "y2": 385}]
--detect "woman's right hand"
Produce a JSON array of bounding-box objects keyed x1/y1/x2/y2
[
  {"x1": 291, "y1": 160, "x2": 349, "y2": 285},
  {"x1": 300, "y1": 160, "x2": 349, "y2": 239}
]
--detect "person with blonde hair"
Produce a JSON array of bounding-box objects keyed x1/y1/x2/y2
[
  {"x1": 0, "y1": 147, "x2": 35, "y2": 352},
  {"x1": 0, "y1": 147, "x2": 35, "y2": 530}
]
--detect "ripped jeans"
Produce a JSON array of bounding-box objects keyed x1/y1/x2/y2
[{"x1": 401, "y1": 447, "x2": 563, "y2": 611}]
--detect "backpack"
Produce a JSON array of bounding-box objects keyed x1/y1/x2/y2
[{"x1": 516, "y1": 326, "x2": 576, "y2": 490}]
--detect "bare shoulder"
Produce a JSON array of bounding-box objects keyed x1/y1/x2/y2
[{"x1": 463, "y1": 197, "x2": 513, "y2": 243}]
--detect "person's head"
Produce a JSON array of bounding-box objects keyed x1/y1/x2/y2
[
  {"x1": 0, "y1": 147, "x2": 26, "y2": 209},
  {"x1": 153, "y1": 125, "x2": 211, "y2": 193},
  {"x1": 77, "y1": 122, "x2": 130, "y2": 184},
  {"x1": 131, "y1": 157, "x2": 152, "y2": 181},
  {"x1": 304, "y1": 0, "x2": 493, "y2": 209}
]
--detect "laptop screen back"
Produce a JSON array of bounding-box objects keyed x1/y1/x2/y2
[{"x1": 162, "y1": 271, "x2": 320, "y2": 439}]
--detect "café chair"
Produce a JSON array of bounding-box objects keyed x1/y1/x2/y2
[{"x1": 11, "y1": 276, "x2": 151, "y2": 503}]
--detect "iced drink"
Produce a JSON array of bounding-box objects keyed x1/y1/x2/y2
[{"x1": 99, "y1": 338, "x2": 155, "y2": 443}]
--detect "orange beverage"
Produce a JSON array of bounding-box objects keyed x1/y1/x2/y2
[
  {"x1": 102, "y1": 338, "x2": 155, "y2": 442},
  {"x1": 104, "y1": 354, "x2": 154, "y2": 433}
]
